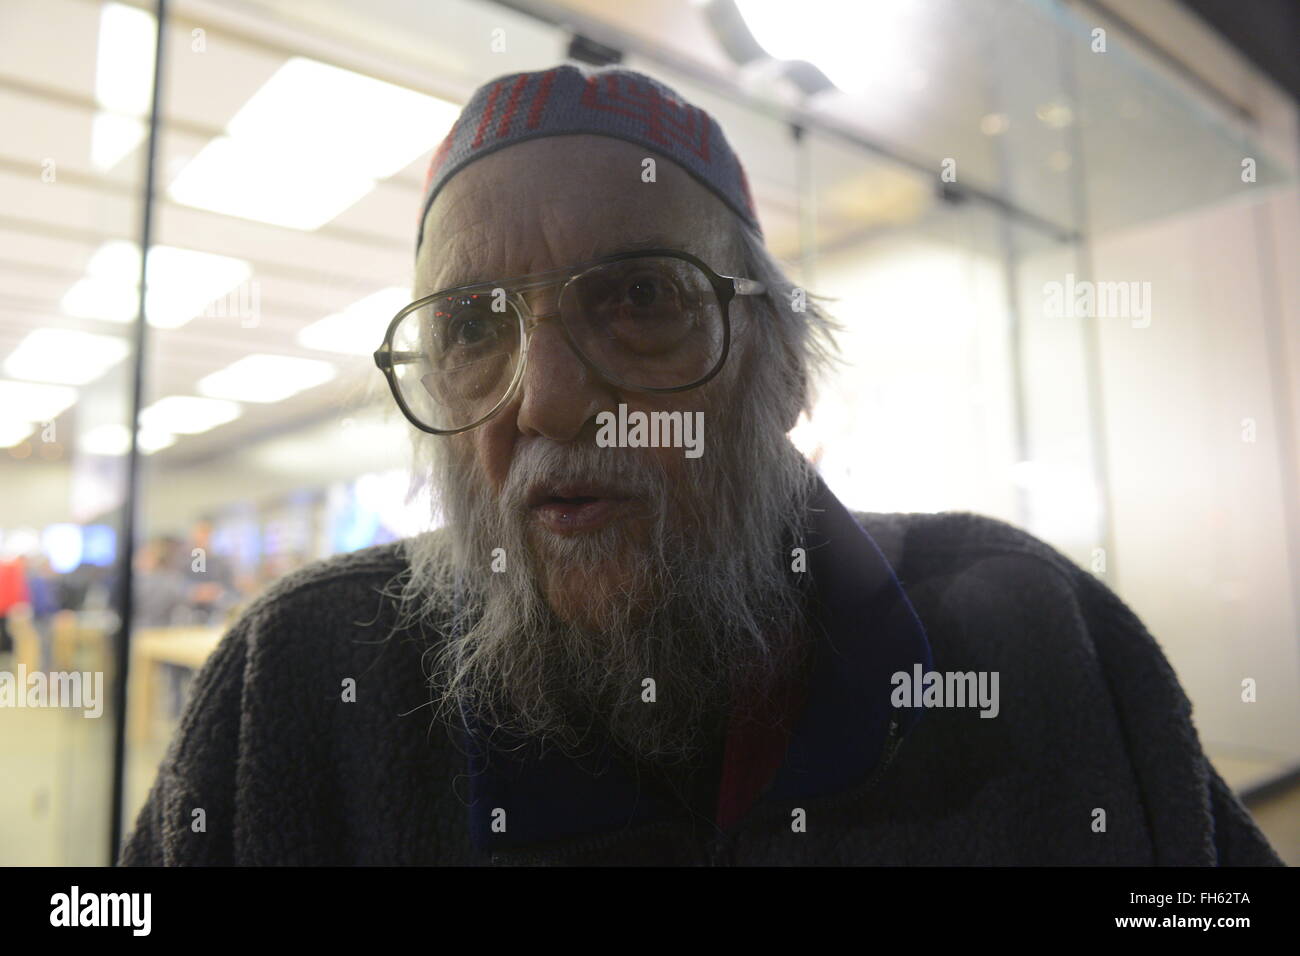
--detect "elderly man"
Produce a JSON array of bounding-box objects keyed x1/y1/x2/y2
[{"x1": 122, "y1": 65, "x2": 1279, "y2": 866}]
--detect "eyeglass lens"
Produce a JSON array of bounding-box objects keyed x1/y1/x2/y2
[{"x1": 389, "y1": 256, "x2": 724, "y2": 431}]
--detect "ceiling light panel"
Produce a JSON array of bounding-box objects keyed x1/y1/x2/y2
[
  {"x1": 92, "y1": 3, "x2": 156, "y2": 171},
  {"x1": 0, "y1": 420, "x2": 37, "y2": 448},
  {"x1": 297, "y1": 287, "x2": 410, "y2": 355},
  {"x1": 196, "y1": 354, "x2": 337, "y2": 403},
  {"x1": 60, "y1": 241, "x2": 252, "y2": 329},
  {"x1": 4, "y1": 329, "x2": 130, "y2": 386},
  {"x1": 0, "y1": 380, "x2": 78, "y2": 421},
  {"x1": 168, "y1": 57, "x2": 458, "y2": 230},
  {"x1": 95, "y1": 3, "x2": 156, "y2": 116},
  {"x1": 78, "y1": 423, "x2": 175, "y2": 456},
  {"x1": 138, "y1": 395, "x2": 241, "y2": 435},
  {"x1": 225, "y1": 57, "x2": 458, "y2": 180},
  {"x1": 168, "y1": 135, "x2": 377, "y2": 231}
]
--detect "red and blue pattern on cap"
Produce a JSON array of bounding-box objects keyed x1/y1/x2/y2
[{"x1": 416, "y1": 64, "x2": 762, "y2": 254}]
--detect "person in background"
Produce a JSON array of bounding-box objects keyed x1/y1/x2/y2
[
  {"x1": 0, "y1": 551, "x2": 29, "y2": 658},
  {"x1": 134, "y1": 537, "x2": 188, "y2": 628},
  {"x1": 24, "y1": 553, "x2": 59, "y2": 672},
  {"x1": 179, "y1": 519, "x2": 237, "y2": 626},
  {"x1": 135, "y1": 534, "x2": 207, "y2": 720}
]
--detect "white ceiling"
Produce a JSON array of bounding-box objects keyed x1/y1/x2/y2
[
  {"x1": 0, "y1": 0, "x2": 930, "y2": 475},
  {"x1": 0, "y1": 0, "x2": 1289, "y2": 494}
]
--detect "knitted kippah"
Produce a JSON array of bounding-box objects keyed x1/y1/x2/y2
[{"x1": 416, "y1": 63, "x2": 761, "y2": 254}]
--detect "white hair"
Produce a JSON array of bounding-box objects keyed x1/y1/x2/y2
[{"x1": 391, "y1": 215, "x2": 844, "y2": 763}]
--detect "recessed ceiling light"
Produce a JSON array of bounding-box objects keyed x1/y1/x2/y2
[
  {"x1": 142, "y1": 246, "x2": 252, "y2": 328},
  {"x1": 227, "y1": 58, "x2": 458, "y2": 180},
  {"x1": 61, "y1": 241, "x2": 252, "y2": 329},
  {"x1": 731, "y1": 0, "x2": 918, "y2": 95},
  {"x1": 0, "y1": 380, "x2": 78, "y2": 422},
  {"x1": 297, "y1": 287, "x2": 410, "y2": 355},
  {"x1": 138, "y1": 428, "x2": 176, "y2": 453},
  {"x1": 0, "y1": 420, "x2": 36, "y2": 448},
  {"x1": 168, "y1": 57, "x2": 458, "y2": 230},
  {"x1": 91, "y1": 3, "x2": 155, "y2": 172},
  {"x1": 60, "y1": 278, "x2": 137, "y2": 323},
  {"x1": 96, "y1": 3, "x2": 156, "y2": 116},
  {"x1": 79, "y1": 425, "x2": 127, "y2": 456},
  {"x1": 91, "y1": 112, "x2": 146, "y2": 171},
  {"x1": 139, "y1": 396, "x2": 241, "y2": 435},
  {"x1": 197, "y1": 354, "x2": 336, "y2": 403},
  {"x1": 169, "y1": 136, "x2": 377, "y2": 231},
  {"x1": 78, "y1": 423, "x2": 175, "y2": 456},
  {"x1": 4, "y1": 329, "x2": 131, "y2": 386}
]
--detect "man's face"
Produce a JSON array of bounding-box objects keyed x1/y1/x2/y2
[
  {"x1": 418, "y1": 135, "x2": 744, "y2": 627},
  {"x1": 411, "y1": 135, "x2": 810, "y2": 760}
]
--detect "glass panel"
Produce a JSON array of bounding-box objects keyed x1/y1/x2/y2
[
  {"x1": 1063, "y1": 3, "x2": 1300, "y2": 790},
  {"x1": 0, "y1": 0, "x2": 151, "y2": 865},
  {"x1": 795, "y1": 129, "x2": 1027, "y2": 522},
  {"x1": 116, "y1": 0, "x2": 582, "y2": 839}
]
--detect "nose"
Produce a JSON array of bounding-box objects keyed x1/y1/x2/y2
[{"x1": 512, "y1": 289, "x2": 610, "y2": 442}]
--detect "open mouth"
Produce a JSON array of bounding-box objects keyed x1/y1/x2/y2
[
  {"x1": 542, "y1": 494, "x2": 599, "y2": 506},
  {"x1": 527, "y1": 485, "x2": 634, "y2": 534}
]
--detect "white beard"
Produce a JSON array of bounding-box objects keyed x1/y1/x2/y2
[{"x1": 402, "y1": 405, "x2": 815, "y2": 763}]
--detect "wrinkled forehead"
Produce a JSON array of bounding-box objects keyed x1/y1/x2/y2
[{"x1": 416, "y1": 134, "x2": 741, "y2": 294}]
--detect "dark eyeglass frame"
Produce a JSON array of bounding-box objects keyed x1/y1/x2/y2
[{"x1": 373, "y1": 248, "x2": 766, "y2": 436}]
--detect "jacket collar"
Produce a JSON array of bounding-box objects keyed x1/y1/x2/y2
[{"x1": 462, "y1": 474, "x2": 933, "y2": 850}]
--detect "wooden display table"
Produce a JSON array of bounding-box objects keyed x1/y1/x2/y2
[{"x1": 128, "y1": 627, "x2": 223, "y2": 744}]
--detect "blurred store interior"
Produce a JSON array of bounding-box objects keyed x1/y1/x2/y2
[{"x1": 0, "y1": 0, "x2": 1297, "y2": 864}]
